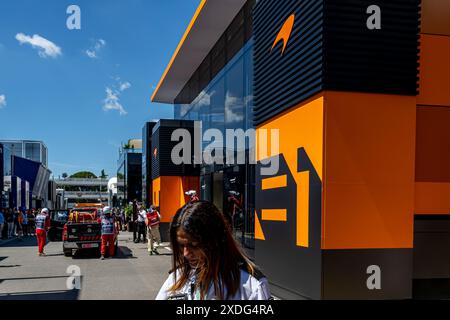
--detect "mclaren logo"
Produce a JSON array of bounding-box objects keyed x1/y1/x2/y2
[{"x1": 271, "y1": 14, "x2": 295, "y2": 55}]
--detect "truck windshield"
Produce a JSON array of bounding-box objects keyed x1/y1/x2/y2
[{"x1": 52, "y1": 211, "x2": 68, "y2": 222}]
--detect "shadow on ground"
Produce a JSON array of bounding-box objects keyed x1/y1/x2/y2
[
  {"x1": 0, "y1": 289, "x2": 80, "y2": 300},
  {"x1": 0, "y1": 236, "x2": 43, "y2": 248},
  {"x1": 44, "y1": 253, "x2": 65, "y2": 257},
  {"x1": 69, "y1": 246, "x2": 135, "y2": 260},
  {"x1": 0, "y1": 275, "x2": 80, "y2": 300},
  {"x1": 0, "y1": 256, "x2": 21, "y2": 270},
  {"x1": 113, "y1": 246, "x2": 136, "y2": 259},
  {"x1": 0, "y1": 275, "x2": 70, "y2": 282},
  {"x1": 0, "y1": 265, "x2": 22, "y2": 269}
]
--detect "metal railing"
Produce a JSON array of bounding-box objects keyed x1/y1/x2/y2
[
  {"x1": 54, "y1": 178, "x2": 109, "y2": 186},
  {"x1": 64, "y1": 191, "x2": 109, "y2": 199}
]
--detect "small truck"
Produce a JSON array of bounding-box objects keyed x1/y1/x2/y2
[{"x1": 62, "y1": 205, "x2": 118, "y2": 257}]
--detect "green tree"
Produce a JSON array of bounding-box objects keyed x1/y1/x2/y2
[
  {"x1": 124, "y1": 204, "x2": 133, "y2": 220},
  {"x1": 70, "y1": 171, "x2": 98, "y2": 179},
  {"x1": 62, "y1": 173, "x2": 68, "y2": 179},
  {"x1": 123, "y1": 142, "x2": 135, "y2": 150}
]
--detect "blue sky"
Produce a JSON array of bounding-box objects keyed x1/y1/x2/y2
[{"x1": 0, "y1": 0, "x2": 199, "y2": 178}]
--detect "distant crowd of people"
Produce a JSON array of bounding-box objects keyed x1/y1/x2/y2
[{"x1": 0, "y1": 208, "x2": 42, "y2": 241}]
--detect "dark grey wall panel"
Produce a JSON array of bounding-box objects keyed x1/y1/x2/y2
[
  {"x1": 253, "y1": 0, "x2": 421, "y2": 126},
  {"x1": 142, "y1": 122, "x2": 157, "y2": 208},
  {"x1": 255, "y1": 151, "x2": 322, "y2": 300},
  {"x1": 151, "y1": 120, "x2": 200, "y2": 180},
  {"x1": 414, "y1": 215, "x2": 450, "y2": 279},
  {"x1": 322, "y1": 249, "x2": 413, "y2": 300},
  {"x1": 253, "y1": 0, "x2": 324, "y2": 126},
  {"x1": 323, "y1": 0, "x2": 421, "y2": 95}
]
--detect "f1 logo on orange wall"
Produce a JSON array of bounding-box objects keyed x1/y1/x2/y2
[
  {"x1": 271, "y1": 14, "x2": 295, "y2": 55},
  {"x1": 255, "y1": 98, "x2": 324, "y2": 249},
  {"x1": 255, "y1": 149, "x2": 322, "y2": 249}
]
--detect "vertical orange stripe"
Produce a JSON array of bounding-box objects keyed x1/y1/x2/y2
[{"x1": 297, "y1": 171, "x2": 310, "y2": 247}]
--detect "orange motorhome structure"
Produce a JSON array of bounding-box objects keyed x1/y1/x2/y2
[{"x1": 152, "y1": 0, "x2": 450, "y2": 299}]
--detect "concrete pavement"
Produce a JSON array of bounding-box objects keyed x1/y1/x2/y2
[{"x1": 0, "y1": 232, "x2": 172, "y2": 300}]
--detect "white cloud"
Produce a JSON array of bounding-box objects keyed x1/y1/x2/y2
[
  {"x1": 15, "y1": 33, "x2": 62, "y2": 58},
  {"x1": 119, "y1": 82, "x2": 131, "y2": 91},
  {"x1": 103, "y1": 87, "x2": 127, "y2": 115},
  {"x1": 102, "y1": 77, "x2": 131, "y2": 115},
  {"x1": 225, "y1": 92, "x2": 245, "y2": 123},
  {"x1": 85, "y1": 50, "x2": 97, "y2": 58},
  {"x1": 86, "y1": 39, "x2": 106, "y2": 59},
  {"x1": 196, "y1": 90, "x2": 213, "y2": 108},
  {"x1": 0, "y1": 95, "x2": 6, "y2": 108}
]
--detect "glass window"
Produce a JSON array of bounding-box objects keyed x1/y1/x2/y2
[
  {"x1": 3, "y1": 145, "x2": 12, "y2": 176},
  {"x1": 4, "y1": 142, "x2": 23, "y2": 159},
  {"x1": 117, "y1": 162, "x2": 125, "y2": 207},
  {"x1": 42, "y1": 145, "x2": 48, "y2": 167},
  {"x1": 25, "y1": 142, "x2": 41, "y2": 163},
  {"x1": 225, "y1": 57, "x2": 245, "y2": 132},
  {"x1": 244, "y1": 40, "x2": 255, "y2": 155},
  {"x1": 172, "y1": 11, "x2": 255, "y2": 253},
  {"x1": 210, "y1": 76, "x2": 225, "y2": 135},
  {"x1": 200, "y1": 174, "x2": 212, "y2": 202}
]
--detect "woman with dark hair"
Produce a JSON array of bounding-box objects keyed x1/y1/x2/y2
[{"x1": 156, "y1": 201, "x2": 271, "y2": 300}]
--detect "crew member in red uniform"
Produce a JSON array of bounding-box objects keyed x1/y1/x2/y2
[
  {"x1": 185, "y1": 190, "x2": 199, "y2": 203},
  {"x1": 100, "y1": 206, "x2": 115, "y2": 260},
  {"x1": 35, "y1": 208, "x2": 50, "y2": 256},
  {"x1": 146, "y1": 205, "x2": 161, "y2": 255}
]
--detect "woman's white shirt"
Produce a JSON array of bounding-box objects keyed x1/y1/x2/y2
[{"x1": 156, "y1": 269, "x2": 271, "y2": 300}]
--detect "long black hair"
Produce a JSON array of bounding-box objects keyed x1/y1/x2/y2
[{"x1": 168, "y1": 201, "x2": 258, "y2": 299}]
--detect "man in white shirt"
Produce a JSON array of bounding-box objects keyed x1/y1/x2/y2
[{"x1": 135, "y1": 205, "x2": 147, "y2": 243}]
